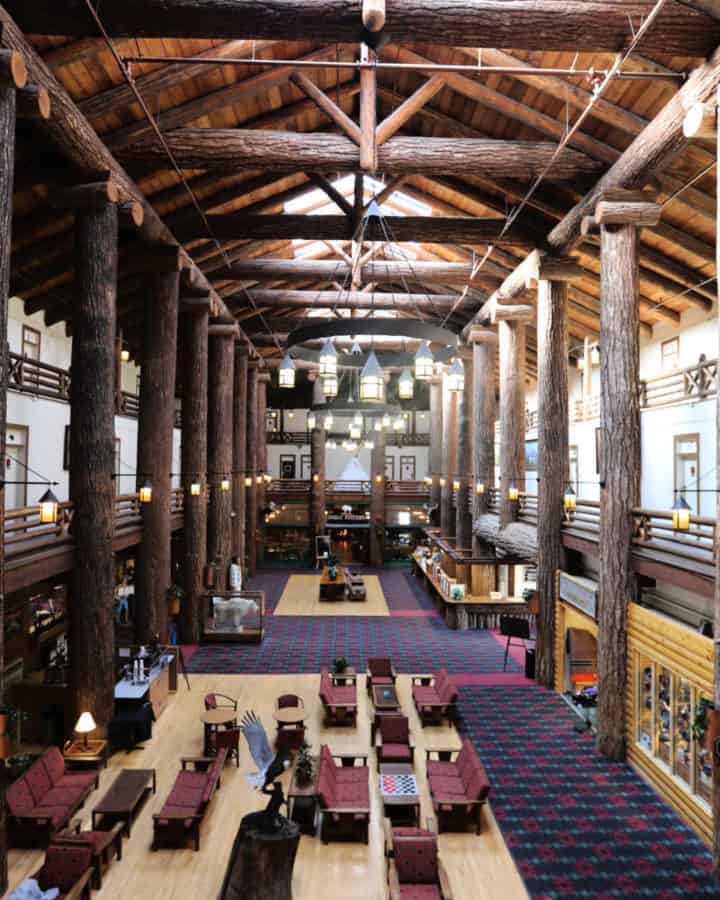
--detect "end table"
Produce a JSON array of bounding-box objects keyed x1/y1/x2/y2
[{"x1": 63, "y1": 738, "x2": 109, "y2": 769}]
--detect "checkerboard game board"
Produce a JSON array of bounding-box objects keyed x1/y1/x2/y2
[{"x1": 380, "y1": 773, "x2": 418, "y2": 798}]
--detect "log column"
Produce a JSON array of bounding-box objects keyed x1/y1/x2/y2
[
  {"x1": 179, "y1": 300, "x2": 209, "y2": 643},
  {"x1": 429, "y1": 374, "x2": 443, "y2": 523},
  {"x1": 498, "y1": 317, "x2": 529, "y2": 528},
  {"x1": 310, "y1": 425, "x2": 326, "y2": 551},
  {"x1": 469, "y1": 327, "x2": 497, "y2": 553},
  {"x1": 440, "y1": 372, "x2": 456, "y2": 538},
  {"x1": 233, "y1": 344, "x2": 248, "y2": 571},
  {"x1": 256, "y1": 372, "x2": 270, "y2": 564},
  {"x1": 207, "y1": 327, "x2": 235, "y2": 584},
  {"x1": 135, "y1": 270, "x2": 180, "y2": 644},
  {"x1": 370, "y1": 428, "x2": 386, "y2": 566},
  {"x1": 455, "y1": 354, "x2": 473, "y2": 550},
  {"x1": 594, "y1": 191, "x2": 661, "y2": 760},
  {"x1": 715, "y1": 88, "x2": 720, "y2": 877},
  {"x1": 535, "y1": 272, "x2": 570, "y2": 689},
  {"x1": 246, "y1": 364, "x2": 259, "y2": 577}
]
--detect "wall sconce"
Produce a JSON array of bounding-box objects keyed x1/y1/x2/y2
[
  {"x1": 475, "y1": 481, "x2": 485, "y2": 494},
  {"x1": 244, "y1": 476, "x2": 252, "y2": 487},
  {"x1": 508, "y1": 484, "x2": 519, "y2": 502},
  {"x1": 190, "y1": 481, "x2": 201, "y2": 497},
  {"x1": 563, "y1": 484, "x2": 577, "y2": 512},
  {"x1": 120, "y1": 348, "x2": 130, "y2": 363},
  {"x1": 307, "y1": 412, "x2": 317, "y2": 430},
  {"x1": 220, "y1": 478, "x2": 231, "y2": 492},
  {"x1": 264, "y1": 474, "x2": 272, "y2": 484},
  {"x1": 39, "y1": 488, "x2": 59, "y2": 524},
  {"x1": 424, "y1": 476, "x2": 432, "y2": 486},
  {"x1": 375, "y1": 474, "x2": 383, "y2": 484},
  {"x1": 672, "y1": 495, "x2": 691, "y2": 531},
  {"x1": 139, "y1": 480, "x2": 153, "y2": 503},
  {"x1": 312, "y1": 473, "x2": 320, "y2": 483},
  {"x1": 439, "y1": 477, "x2": 446, "y2": 488},
  {"x1": 256, "y1": 474, "x2": 263, "y2": 485}
]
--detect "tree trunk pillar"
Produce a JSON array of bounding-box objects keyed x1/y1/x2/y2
[
  {"x1": 429, "y1": 375, "x2": 443, "y2": 523},
  {"x1": 135, "y1": 272, "x2": 180, "y2": 644},
  {"x1": 455, "y1": 354, "x2": 473, "y2": 550},
  {"x1": 256, "y1": 372, "x2": 270, "y2": 565},
  {"x1": 207, "y1": 331, "x2": 235, "y2": 585},
  {"x1": 595, "y1": 192, "x2": 660, "y2": 760},
  {"x1": 469, "y1": 327, "x2": 497, "y2": 554},
  {"x1": 310, "y1": 425, "x2": 326, "y2": 550},
  {"x1": 246, "y1": 364, "x2": 259, "y2": 577},
  {"x1": 499, "y1": 319, "x2": 528, "y2": 528},
  {"x1": 370, "y1": 428, "x2": 386, "y2": 566},
  {"x1": 233, "y1": 344, "x2": 248, "y2": 572},
  {"x1": 714, "y1": 85, "x2": 720, "y2": 876},
  {"x1": 179, "y1": 306, "x2": 208, "y2": 644},
  {"x1": 440, "y1": 372, "x2": 456, "y2": 539},
  {"x1": 535, "y1": 276, "x2": 570, "y2": 689}
]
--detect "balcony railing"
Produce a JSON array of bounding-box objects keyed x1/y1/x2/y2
[
  {"x1": 267, "y1": 479, "x2": 431, "y2": 500},
  {"x1": 267, "y1": 430, "x2": 430, "y2": 446}
]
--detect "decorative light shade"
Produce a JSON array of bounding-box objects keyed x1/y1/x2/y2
[
  {"x1": 319, "y1": 338, "x2": 338, "y2": 377},
  {"x1": 220, "y1": 478, "x2": 231, "y2": 492},
  {"x1": 353, "y1": 413, "x2": 363, "y2": 425},
  {"x1": 563, "y1": 484, "x2": 577, "y2": 512},
  {"x1": 414, "y1": 341, "x2": 434, "y2": 381},
  {"x1": 363, "y1": 440, "x2": 374, "y2": 449},
  {"x1": 322, "y1": 373, "x2": 338, "y2": 398},
  {"x1": 39, "y1": 488, "x2": 59, "y2": 524},
  {"x1": 374, "y1": 419, "x2": 382, "y2": 432},
  {"x1": 424, "y1": 475, "x2": 432, "y2": 485},
  {"x1": 74, "y1": 711, "x2": 96, "y2": 749},
  {"x1": 256, "y1": 474, "x2": 263, "y2": 484},
  {"x1": 360, "y1": 350, "x2": 384, "y2": 402},
  {"x1": 120, "y1": 348, "x2": 130, "y2": 363},
  {"x1": 375, "y1": 474, "x2": 383, "y2": 483},
  {"x1": 439, "y1": 477, "x2": 447, "y2": 488},
  {"x1": 508, "y1": 484, "x2": 519, "y2": 502},
  {"x1": 190, "y1": 481, "x2": 201, "y2": 497},
  {"x1": 398, "y1": 368, "x2": 414, "y2": 399},
  {"x1": 324, "y1": 413, "x2": 334, "y2": 429},
  {"x1": 245, "y1": 476, "x2": 252, "y2": 487},
  {"x1": 325, "y1": 439, "x2": 337, "y2": 449},
  {"x1": 453, "y1": 479, "x2": 460, "y2": 491},
  {"x1": 393, "y1": 414, "x2": 405, "y2": 431},
  {"x1": 349, "y1": 422, "x2": 362, "y2": 440},
  {"x1": 475, "y1": 481, "x2": 485, "y2": 495},
  {"x1": 139, "y1": 480, "x2": 153, "y2": 504},
  {"x1": 672, "y1": 495, "x2": 691, "y2": 531},
  {"x1": 278, "y1": 353, "x2": 296, "y2": 388},
  {"x1": 447, "y1": 357, "x2": 465, "y2": 392},
  {"x1": 382, "y1": 413, "x2": 391, "y2": 428},
  {"x1": 307, "y1": 412, "x2": 317, "y2": 430}
]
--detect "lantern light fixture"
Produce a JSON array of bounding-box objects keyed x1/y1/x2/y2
[
  {"x1": 244, "y1": 476, "x2": 252, "y2": 487},
  {"x1": 439, "y1": 477, "x2": 447, "y2": 488},
  {"x1": 319, "y1": 338, "x2": 338, "y2": 377},
  {"x1": 414, "y1": 341, "x2": 434, "y2": 381},
  {"x1": 264, "y1": 474, "x2": 272, "y2": 484},
  {"x1": 324, "y1": 413, "x2": 334, "y2": 429},
  {"x1": 374, "y1": 419, "x2": 382, "y2": 432},
  {"x1": 307, "y1": 412, "x2": 317, "y2": 430},
  {"x1": 278, "y1": 353, "x2": 296, "y2": 388},
  {"x1": 398, "y1": 368, "x2": 414, "y2": 400},
  {"x1": 353, "y1": 413, "x2": 363, "y2": 425},
  {"x1": 322, "y1": 373, "x2": 338, "y2": 398},
  {"x1": 359, "y1": 350, "x2": 384, "y2": 402},
  {"x1": 220, "y1": 477, "x2": 231, "y2": 492},
  {"x1": 382, "y1": 413, "x2": 391, "y2": 428},
  {"x1": 447, "y1": 357, "x2": 465, "y2": 392},
  {"x1": 393, "y1": 414, "x2": 405, "y2": 431},
  {"x1": 452, "y1": 479, "x2": 460, "y2": 491},
  {"x1": 475, "y1": 481, "x2": 485, "y2": 495},
  {"x1": 312, "y1": 473, "x2": 320, "y2": 483},
  {"x1": 375, "y1": 474, "x2": 383, "y2": 484},
  {"x1": 120, "y1": 348, "x2": 130, "y2": 363},
  {"x1": 139, "y1": 480, "x2": 153, "y2": 504},
  {"x1": 671, "y1": 494, "x2": 691, "y2": 532},
  {"x1": 563, "y1": 484, "x2": 577, "y2": 512},
  {"x1": 39, "y1": 487, "x2": 60, "y2": 524},
  {"x1": 349, "y1": 422, "x2": 362, "y2": 440},
  {"x1": 190, "y1": 481, "x2": 201, "y2": 497},
  {"x1": 256, "y1": 474, "x2": 263, "y2": 485},
  {"x1": 508, "y1": 483, "x2": 519, "y2": 502}
]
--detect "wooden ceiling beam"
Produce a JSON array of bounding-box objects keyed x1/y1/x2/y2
[
  {"x1": 229, "y1": 290, "x2": 471, "y2": 312},
  {"x1": 8, "y1": 1, "x2": 719, "y2": 55}
]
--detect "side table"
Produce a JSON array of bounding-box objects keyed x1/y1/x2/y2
[
  {"x1": 63, "y1": 739, "x2": 109, "y2": 769},
  {"x1": 288, "y1": 763, "x2": 318, "y2": 835}
]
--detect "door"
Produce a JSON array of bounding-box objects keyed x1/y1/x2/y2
[
  {"x1": 384, "y1": 456, "x2": 395, "y2": 481},
  {"x1": 399, "y1": 456, "x2": 416, "y2": 481},
  {"x1": 5, "y1": 425, "x2": 29, "y2": 510},
  {"x1": 300, "y1": 454, "x2": 312, "y2": 481},
  {"x1": 674, "y1": 434, "x2": 699, "y2": 512}
]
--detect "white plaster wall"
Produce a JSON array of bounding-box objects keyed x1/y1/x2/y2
[{"x1": 267, "y1": 443, "x2": 429, "y2": 481}]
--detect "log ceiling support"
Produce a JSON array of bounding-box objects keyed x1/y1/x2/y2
[
  {"x1": 716, "y1": 85, "x2": 720, "y2": 877},
  {"x1": 0, "y1": 47, "x2": 17, "y2": 896},
  {"x1": 440, "y1": 372, "x2": 456, "y2": 539},
  {"x1": 469, "y1": 327, "x2": 497, "y2": 554},
  {"x1": 69, "y1": 200, "x2": 117, "y2": 739},
  {"x1": 535, "y1": 271, "x2": 570, "y2": 689},
  {"x1": 370, "y1": 427, "x2": 386, "y2": 567},
  {"x1": 246, "y1": 364, "x2": 259, "y2": 577},
  {"x1": 10, "y1": 1, "x2": 719, "y2": 56},
  {"x1": 179, "y1": 303, "x2": 209, "y2": 644},
  {"x1": 309, "y1": 412, "x2": 326, "y2": 546},
  {"x1": 455, "y1": 354, "x2": 473, "y2": 550},
  {"x1": 256, "y1": 372, "x2": 270, "y2": 562},
  {"x1": 235, "y1": 290, "x2": 470, "y2": 312},
  {"x1": 207, "y1": 330, "x2": 236, "y2": 582},
  {"x1": 135, "y1": 271, "x2": 180, "y2": 644},
  {"x1": 498, "y1": 314, "x2": 531, "y2": 528},
  {"x1": 596, "y1": 192, "x2": 661, "y2": 761},
  {"x1": 376, "y1": 74, "x2": 446, "y2": 146},
  {"x1": 360, "y1": 44, "x2": 377, "y2": 172},
  {"x1": 233, "y1": 344, "x2": 248, "y2": 572},
  {"x1": 429, "y1": 375, "x2": 443, "y2": 524},
  {"x1": 289, "y1": 71, "x2": 361, "y2": 145}
]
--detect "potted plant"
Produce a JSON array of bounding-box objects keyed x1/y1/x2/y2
[
  {"x1": 167, "y1": 584, "x2": 185, "y2": 616},
  {"x1": 332, "y1": 656, "x2": 348, "y2": 675},
  {"x1": 294, "y1": 742, "x2": 314, "y2": 788},
  {"x1": 327, "y1": 555, "x2": 339, "y2": 580}
]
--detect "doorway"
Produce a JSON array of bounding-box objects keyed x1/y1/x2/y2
[
  {"x1": 5, "y1": 425, "x2": 29, "y2": 510},
  {"x1": 674, "y1": 433, "x2": 699, "y2": 512},
  {"x1": 400, "y1": 455, "x2": 416, "y2": 480}
]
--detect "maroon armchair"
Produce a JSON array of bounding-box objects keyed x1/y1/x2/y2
[
  {"x1": 366, "y1": 657, "x2": 397, "y2": 695},
  {"x1": 275, "y1": 694, "x2": 306, "y2": 752},
  {"x1": 319, "y1": 666, "x2": 357, "y2": 726},
  {"x1": 214, "y1": 727, "x2": 241, "y2": 767},
  {"x1": 375, "y1": 715, "x2": 414, "y2": 769},
  {"x1": 204, "y1": 692, "x2": 237, "y2": 712},
  {"x1": 33, "y1": 843, "x2": 94, "y2": 900},
  {"x1": 387, "y1": 827, "x2": 452, "y2": 900},
  {"x1": 411, "y1": 669, "x2": 458, "y2": 725},
  {"x1": 426, "y1": 738, "x2": 490, "y2": 835},
  {"x1": 317, "y1": 744, "x2": 370, "y2": 843}
]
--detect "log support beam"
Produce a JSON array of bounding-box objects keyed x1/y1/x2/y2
[
  {"x1": 310, "y1": 426, "x2": 326, "y2": 548},
  {"x1": 440, "y1": 372, "x2": 456, "y2": 539},
  {"x1": 499, "y1": 316, "x2": 530, "y2": 527},
  {"x1": 207, "y1": 331, "x2": 235, "y2": 584},
  {"x1": 359, "y1": 45, "x2": 377, "y2": 172},
  {"x1": 370, "y1": 428, "x2": 386, "y2": 566},
  {"x1": 455, "y1": 354, "x2": 473, "y2": 550},
  {"x1": 233, "y1": 344, "x2": 248, "y2": 574},
  {"x1": 429, "y1": 375, "x2": 443, "y2": 524},
  {"x1": 246, "y1": 365, "x2": 259, "y2": 577},
  {"x1": 468, "y1": 327, "x2": 497, "y2": 554},
  {"x1": 596, "y1": 193, "x2": 660, "y2": 760},
  {"x1": 256, "y1": 372, "x2": 270, "y2": 563}
]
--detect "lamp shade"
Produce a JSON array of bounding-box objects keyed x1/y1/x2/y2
[
  {"x1": 74, "y1": 712, "x2": 96, "y2": 735},
  {"x1": 39, "y1": 488, "x2": 59, "y2": 524},
  {"x1": 414, "y1": 340, "x2": 434, "y2": 381},
  {"x1": 319, "y1": 338, "x2": 338, "y2": 377},
  {"x1": 360, "y1": 350, "x2": 384, "y2": 402},
  {"x1": 139, "y1": 480, "x2": 152, "y2": 504},
  {"x1": 190, "y1": 481, "x2": 201, "y2": 496},
  {"x1": 672, "y1": 495, "x2": 691, "y2": 531},
  {"x1": 508, "y1": 484, "x2": 519, "y2": 501},
  {"x1": 278, "y1": 353, "x2": 296, "y2": 388},
  {"x1": 322, "y1": 373, "x2": 338, "y2": 398},
  {"x1": 220, "y1": 478, "x2": 231, "y2": 492},
  {"x1": 398, "y1": 368, "x2": 414, "y2": 399},
  {"x1": 563, "y1": 484, "x2": 577, "y2": 512},
  {"x1": 475, "y1": 481, "x2": 485, "y2": 494},
  {"x1": 307, "y1": 412, "x2": 317, "y2": 430},
  {"x1": 447, "y1": 357, "x2": 465, "y2": 392},
  {"x1": 323, "y1": 413, "x2": 334, "y2": 429}
]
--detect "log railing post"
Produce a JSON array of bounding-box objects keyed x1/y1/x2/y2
[
  {"x1": 69, "y1": 198, "x2": 119, "y2": 735},
  {"x1": 469, "y1": 326, "x2": 498, "y2": 554},
  {"x1": 440, "y1": 370, "x2": 457, "y2": 538},
  {"x1": 536, "y1": 271, "x2": 571, "y2": 689},
  {"x1": 245, "y1": 363, "x2": 259, "y2": 577},
  {"x1": 207, "y1": 329, "x2": 235, "y2": 585},
  {"x1": 499, "y1": 317, "x2": 529, "y2": 527},
  {"x1": 232, "y1": 343, "x2": 248, "y2": 574},
  {"x1": 179, "y1": 301, "x2": 209, "y2": 644},
  {"x1": 594, "y1": 190, "x2": 661, "y2": 760},
  {"x1": 455, "y1": 351, "x2": 473, "y2": 550},
  {"x1": 429, "y1": 374, "x2": 443, "y2": 524},
  {"x1": 370, "y1": 428, "x2": 386, "y2": 566},
  {"x1": 135, "y1": 270, "x2": 180, "y2": 644}
]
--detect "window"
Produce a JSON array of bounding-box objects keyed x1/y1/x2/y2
[
  {"x1": 22, "y1": 326, "x2": 40, "y2": 361},
  {"x1": 674, "y1": 433, "x2": 699, "y2": 513},
  {"x1": 661, "y1": 337, "x2": 679, "y2": 371},
  {"x1": 266, "y1": 410, "x2": 280, "y2": 433}
]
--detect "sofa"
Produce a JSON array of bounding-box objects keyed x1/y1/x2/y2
[
  {"x1": 386, "y1": 824, "x2": 453, "y2": 900},
  {"x1": 319, "y1": 666, "x2": 357, "y2": 726},
  {"x1": 32, "y1": 843, "x2": 94, "y2": 899},
  {"x1": 7, "y1": 747, "x2": 99, "y2": 847},
  {"x1": 152, "y1": 748, "x2": 227, "y2": 850},
  {"x1": 411, "y1": 669, "x2": 458, "y2": 725},
  {"x1": 425, "y1": 738, "x2": 491, "y2": 834},
  {"x1": 317, "y1": 744, "x2": 370, "y2": 843}
]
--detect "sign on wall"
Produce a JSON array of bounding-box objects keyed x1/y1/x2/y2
[{"x1": 559, "y1": 572, "x2": 598, "y2": 620}]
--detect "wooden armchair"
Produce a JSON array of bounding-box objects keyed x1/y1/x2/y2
[
  {"x1": 366, "y1": 657, "x2": 397, "y2": 695},
  {"x1": 204, "y1": 692, "x2": 237, "y2": 712},
  {"x1": 275, "y1": 694, "x2": 306, "y2": 752},
  {"x1": 32, "y1": 843, "x2": 94, "y2": 900},
  {"x1": 386, "y1": 826, "x2": 453, "y2": 900},
  {"x1": 375, "y1": 714, "x2": 414, "y2": 769}
]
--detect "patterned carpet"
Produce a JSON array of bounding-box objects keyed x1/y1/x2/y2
[{"x1": 187, "y1": 566, "x2": 720, "y2": 897}]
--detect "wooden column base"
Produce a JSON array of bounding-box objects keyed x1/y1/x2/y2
[{"x1": 219, "y1": 817, "x2": 300, "y2": 900}]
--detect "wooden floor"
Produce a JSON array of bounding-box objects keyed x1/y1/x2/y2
[
  {"x1": 274, "y1": 574, "x2": 390, "y2": 616},
  {"x1": 8, "y1": 674, "x2": 527, "y2": 900}
]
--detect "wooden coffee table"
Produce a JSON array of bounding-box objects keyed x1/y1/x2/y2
[
  {"x1": 91, "y1": 769, "x2": 156, "y2": 837},
  {"x1": 379, "y1": 763, "x2": 420, "y2": 827},
  {"x1": 319, "y1": 566, "x2": 346, "y2": 601},
  {"x1": 372, "y1": 684, "x2": 400, "y2": 711}
]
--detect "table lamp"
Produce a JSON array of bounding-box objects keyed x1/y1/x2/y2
[{"x1": 74, "y1": 711, "x2": 96, "y2": 749}]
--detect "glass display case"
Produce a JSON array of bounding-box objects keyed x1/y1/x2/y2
[{"x1": 202, "y1": 590, "x2": 264, "y2": 643}]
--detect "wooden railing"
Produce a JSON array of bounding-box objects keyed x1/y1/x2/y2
[
  {"x1": 267, "y1": 430, "x2": 430, "y2": 446},
  {"x1": 268, "y1": 479, "x2": 431, "y2": 500}
]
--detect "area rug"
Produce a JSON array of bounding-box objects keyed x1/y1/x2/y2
[
  {"x1": 457, "y1": 684, "x2": 720, "y2": 898},
  {"x1": 273, "y1": 573, "x2": 389, "y2": 616}
]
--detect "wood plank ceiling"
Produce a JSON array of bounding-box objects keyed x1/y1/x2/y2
[{"x1": 7, "y1": 1, "x2": 719, "y2": 380}]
